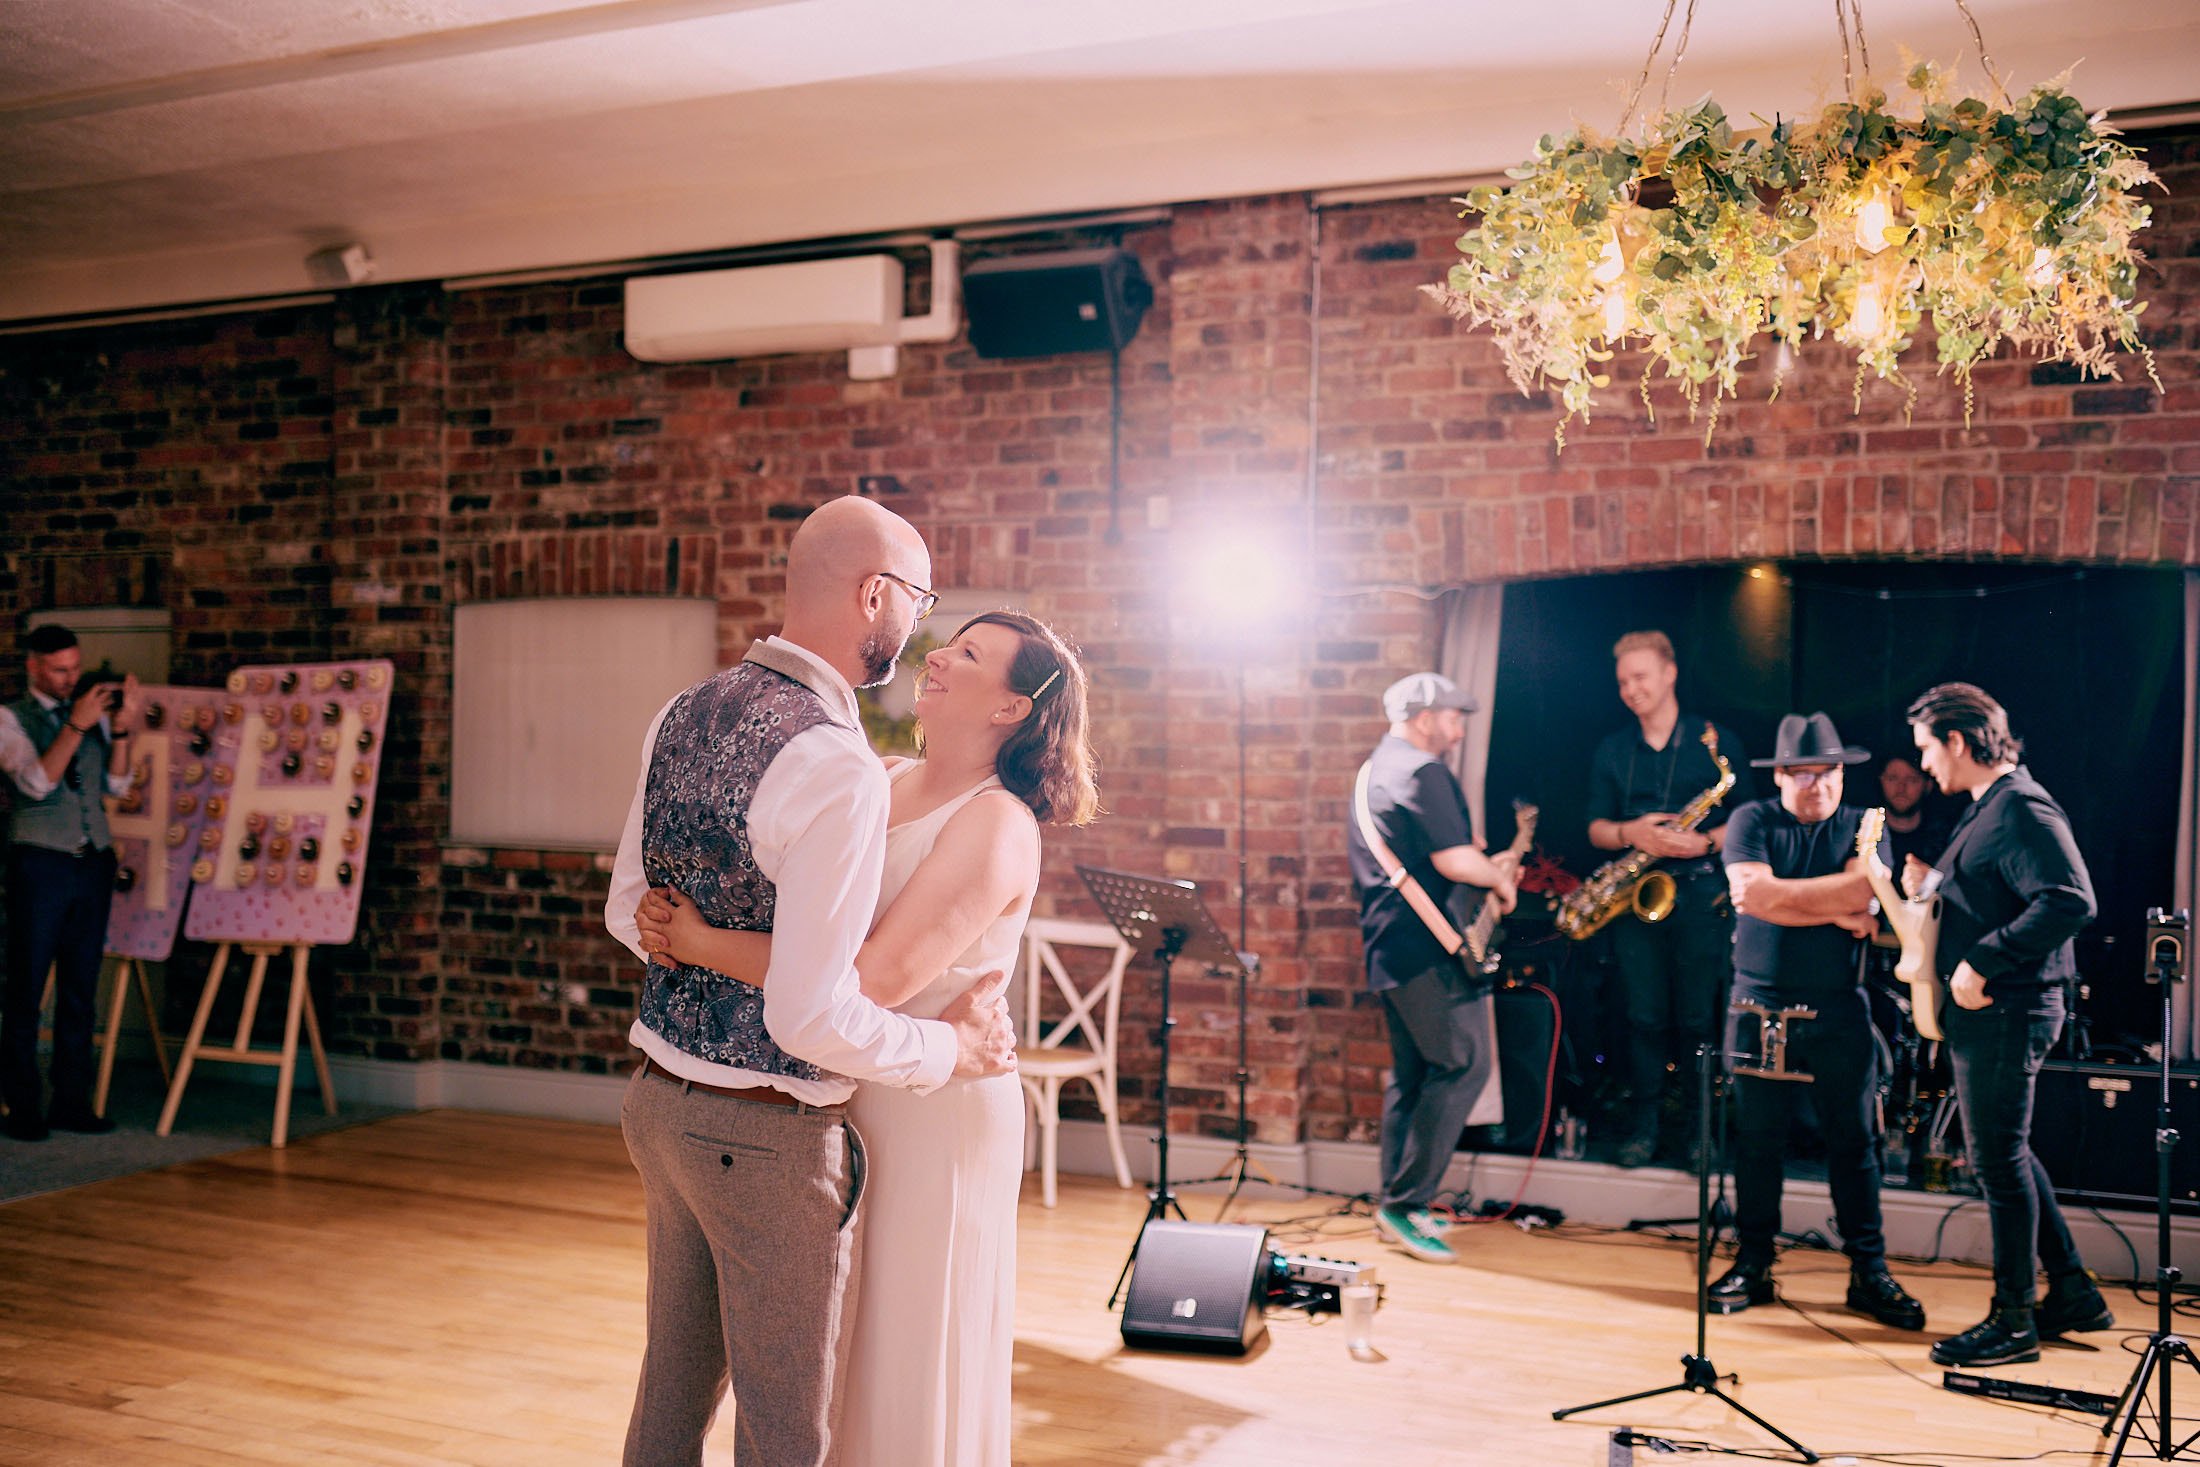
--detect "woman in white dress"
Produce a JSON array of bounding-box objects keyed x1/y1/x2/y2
[{"x1": 635, "y1": 610, "x2": 1098, "y2": 1467}]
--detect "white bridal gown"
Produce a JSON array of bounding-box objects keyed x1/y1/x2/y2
[{"x1": 839, "y1": 762, "x2": 1035, "y2": 1467}]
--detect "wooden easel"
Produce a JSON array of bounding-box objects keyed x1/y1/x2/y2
[
  {"x1": 38, "y1": 956, "x2": 174, "y2": 1117},
  {"x1": 156, "y1": 941, "x2": 336, "y2": 1148}
]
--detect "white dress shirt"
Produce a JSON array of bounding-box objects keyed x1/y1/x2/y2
[
  {"x1": 0, "y1": 691, "x2": 131, "y2": 802},
  {"x1": 606, "y1": 635, "x2": 955, "y2": 1104}
]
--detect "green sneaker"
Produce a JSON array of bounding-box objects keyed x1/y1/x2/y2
[{"x1": 1375, "y1": 1204, "x2": 1457, "y2": 1263}]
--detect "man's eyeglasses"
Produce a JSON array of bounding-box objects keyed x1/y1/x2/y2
[
  {"x1": 1783, "y1": 767, "x2": 1840, "y2": 787},
  {"x1": 877, "y1": 571, "x2": 938, "y2": 621}
]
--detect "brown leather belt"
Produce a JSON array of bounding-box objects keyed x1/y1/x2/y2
[{"x1": 639, "y1": 1056, "x2": 800, "y2": 1110}]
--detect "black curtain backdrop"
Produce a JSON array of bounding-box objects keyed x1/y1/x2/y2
[{"x1": 1487, "y1": 561, "x2": 2185, "y2": 1053}]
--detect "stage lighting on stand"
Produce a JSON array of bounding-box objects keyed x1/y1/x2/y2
[
  {"x1": 1179, "y1": 528, "x2": 1300, "y2": 1212},
  {"x1": 1181, "y1": 533, "x2": 1297, "y2": 951}
]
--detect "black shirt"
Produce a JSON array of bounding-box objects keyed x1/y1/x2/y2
[
  {"x1": 1586, "y1": 713, "x2": 1751, "y2": 877},
  {"x1": 1722, "y1": 797, "x2": 1866, "y2": 998},
  {"x1": 1881, "y1": 808, "x2": 1955, "y2": 876},
  {"x1": 1348, "y1": 734, "x2": 1476, "y2": 992},
  {"x1": 1934, "y1": 766, "x2": 2095, "y2": 992}
]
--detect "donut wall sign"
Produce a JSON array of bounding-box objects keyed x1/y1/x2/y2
[
  {"x1": 183, "y1": 660, "x2": 394, "y2": 947},
  {"x1": 103, "y1": 685, "x2": 233, "y2": 961}
]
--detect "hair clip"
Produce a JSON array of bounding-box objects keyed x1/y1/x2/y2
[{"x1": 1030, "y1": 668, "x2": 1061, "y2": 699}]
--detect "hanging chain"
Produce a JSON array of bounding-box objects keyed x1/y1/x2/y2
[
  {"x1": 1850, "y1": 0, "x2": 1873, "y2": 88},
  {"x1": 1951, "y1": 0, "x2": 2009, "y2": 103},
  {"x1": 1615, "y1": 0, "x2": 1683, "y2": 135},
  {"x1": 1653, "y1": 0, "x2": 1701, "y2": 120},
  {"x1": 1833, "y1": 0, "x2": 1855, "y2": 100}
]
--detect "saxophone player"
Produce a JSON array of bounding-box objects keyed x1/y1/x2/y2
[{"x1": 1584, "y1": 631, "x2": 1749, "y2": 1168}]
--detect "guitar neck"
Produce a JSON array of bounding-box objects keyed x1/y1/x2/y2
[{"x1": 1466, "y1": 818, "x2": 1537, "y2": 948}]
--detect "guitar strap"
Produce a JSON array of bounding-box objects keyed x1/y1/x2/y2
[{"x1": 1354, "y1": 759, "x2": 1468, "y2": 958}]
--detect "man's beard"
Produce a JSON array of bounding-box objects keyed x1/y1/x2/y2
[{"x1": 855, "y1": 626, "x2": 908, "y2": 688}]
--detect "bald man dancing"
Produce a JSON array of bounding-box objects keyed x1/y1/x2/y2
[{"x1": 605, "y1": 495, "x2": 1018, "y2": 1466}]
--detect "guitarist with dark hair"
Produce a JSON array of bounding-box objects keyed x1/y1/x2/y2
[
  {"x1": 1908, "y1": 681, "x2": 2109, "y2": 1369},
  {"x1": 1711, "y1": 712, "x2": 1927, "y2": 1332},
  {"x1": 1347, "y1": 672, "x2": 1520, "y2": 1265}
]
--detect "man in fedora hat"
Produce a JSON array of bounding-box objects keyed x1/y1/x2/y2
[
  {"x1": 1346, "y1": 672, "x2": 1519, "y2": 1264},
  {"x1": 1710, "y1": 711, "x2": 1927, "y2": 1331}
]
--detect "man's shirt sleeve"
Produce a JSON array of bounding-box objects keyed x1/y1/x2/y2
[{"x1": 751, "y1": 728, "x2": 957, "y2": 1092}]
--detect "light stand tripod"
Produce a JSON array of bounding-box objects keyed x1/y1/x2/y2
[
  {"x1": 1077, "y1": 866, "x2": 1249, "y2": 1309},
  {"x1": 1555, "y1": 1040, "x2": 1819, "y2": 1464},
  {"x1": 1200, "y1": 651, "x2": 1278, "y2": 1215},
  {"x1": 2101, "y1": 907, "x2": 2199, "y2": 1464}
]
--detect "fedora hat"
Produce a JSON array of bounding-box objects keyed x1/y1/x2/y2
[{"x1": 1750, "y1": 711, "x2": 1871, "y2": 768}]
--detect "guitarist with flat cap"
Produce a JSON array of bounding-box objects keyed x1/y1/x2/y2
[{"x1": 1347, "y1": 673, "x2": 1520, "y2": 1265}]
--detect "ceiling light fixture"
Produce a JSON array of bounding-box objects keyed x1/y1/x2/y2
[{"x1": 1425, "y1": 0, "x2": 2159, "y2": 448}]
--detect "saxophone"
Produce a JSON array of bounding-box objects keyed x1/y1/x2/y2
[{"x1": 1556, "y1": 723, "x2": 1735, "y2": 940}]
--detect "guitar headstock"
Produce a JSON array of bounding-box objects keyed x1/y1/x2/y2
[{"x1": 1857, "y1": 805, "x2": 1885, "y2": 855}]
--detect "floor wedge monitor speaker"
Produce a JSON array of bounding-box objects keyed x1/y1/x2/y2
[{"x1": 1119, "y1": 1220, "x2": 1270, "y2": 1354}]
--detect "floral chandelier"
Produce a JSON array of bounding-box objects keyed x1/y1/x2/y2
[{"x1": 1425, "y1": 0, "x2": 2159, "y2": 446}]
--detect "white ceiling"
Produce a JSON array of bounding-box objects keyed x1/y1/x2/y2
[{"x1": 2, "y1": 0, "x2": 2195, "y2": 324}]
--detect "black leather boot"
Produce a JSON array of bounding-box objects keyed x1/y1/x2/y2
[
  {"x1": 1930, "y1": 1300, "x2": 2040, "y2": 1367},
  {"x1": 1846, "y1": 1267, "x2": 1927, "y2": 1331},
  {"x1": 2037, "y1": 1271, "x2": 2116, "y2": 1337},
  {"x1": 1707, "y1": 1260, "x2": 1775, "y2": 1315}
]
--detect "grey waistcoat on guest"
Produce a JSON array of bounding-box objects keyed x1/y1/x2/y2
[
  {"x1": 6, "y1": 694, "x2": 111, "y2": 853},
  {"x1": 635, "y1": 644, "x2": 847, "y2": 1079}
]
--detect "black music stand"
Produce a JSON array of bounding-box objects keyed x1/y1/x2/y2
[
  {"x1": 1077, "y1": 865, "x2": 1250, "y2": 1308},
  {"x1": 2101, "y1": 907, "x2": 2199, "y2": 1464}
]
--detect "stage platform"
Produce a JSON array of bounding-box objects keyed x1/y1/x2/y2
[{"x1": 1, "y1": 1109, "x2": 2186, "y2": 1465}]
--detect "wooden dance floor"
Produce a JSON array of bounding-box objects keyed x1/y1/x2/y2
[{"x1": 0, "y1": 1110, "x2": 2163, "y2": 1464}]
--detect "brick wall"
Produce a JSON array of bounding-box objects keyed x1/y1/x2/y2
[{"x1": 3, "y1": 128, "x2": 2194, "y2": 1144}]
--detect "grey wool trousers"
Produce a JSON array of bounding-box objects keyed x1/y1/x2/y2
[{"x1": 620, "y1": 1062, "x2": 870, "y2": 1467}]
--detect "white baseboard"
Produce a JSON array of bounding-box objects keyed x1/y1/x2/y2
[
  {"x1": 271, "y1": 1059, "x2": 2200, "y2": 1280},
  {"x1": 1047, "y1": 1117, "x2": 2200, "y2": 1282},
  {"x1": 239, "y1": 1055, "x2": 631, "y2": 1125}
]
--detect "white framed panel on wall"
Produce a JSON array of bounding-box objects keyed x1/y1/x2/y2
[{"x1": 451, "y1": 597, "x2": 718, "y2": 850}]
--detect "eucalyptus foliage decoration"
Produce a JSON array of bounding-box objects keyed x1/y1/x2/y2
[{"x1": 1426, "y1": 58, "x2": 2158, "y2": 447}]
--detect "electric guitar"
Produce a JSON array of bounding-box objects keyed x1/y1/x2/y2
[
  {"x1": 1858, "y1": 806, "x2": 1946, "y2": 1041},
  {"x1": 1453, "y1": 799, "x2": 1540, "y2": 978}
]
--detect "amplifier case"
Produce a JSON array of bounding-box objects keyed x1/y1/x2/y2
[
  {"x1": 2030, "y1": 1060, "x2": 2200, "y2": 1214},
  {"x1": 1119, "y1": 1220, "x2": 1270, "y2": 1354}
]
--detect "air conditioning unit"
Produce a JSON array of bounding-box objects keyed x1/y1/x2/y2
[
  {"x1": 624, "y1": 254, "x2": 902, "y2": 361},
  {"x1": 622, "y1": 241, "x2": 959, "y2": 378}
]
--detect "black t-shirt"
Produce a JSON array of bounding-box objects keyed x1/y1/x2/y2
[
  {"x1": 1722, "y1": 796, "x2": 1866, "y2": 997},
  {"x1": 1348, "y1": 734, "x2": 1475, "y2": 992},
  {"x1": 1881, "y1": 808, "x2": 1954, "y2": 876},
  {"x1": 1586, "y1": 713, "x2": 1751, "y2": 876}
]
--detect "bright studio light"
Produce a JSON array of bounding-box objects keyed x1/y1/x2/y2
[{"x1": 1185, "y1": 534, "x2": 1296, "y2": 632}]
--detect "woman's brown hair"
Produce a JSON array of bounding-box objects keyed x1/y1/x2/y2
[{"x1": 952, "y1": 610, "x2": 1100, "y2": 826}]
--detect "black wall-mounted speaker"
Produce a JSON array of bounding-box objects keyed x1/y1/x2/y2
[
  {"x1": 1119, "y1": 1220, "x2": 1270, "y2": 1354},
  {"x1": 962, "y1": 247, "x2": 1153, "y2": 359}
]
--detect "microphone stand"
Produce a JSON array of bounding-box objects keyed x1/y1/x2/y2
[
  {"x1": 1555, "y1": 1041, "x2": 1819, "y2": 1463},
  {"x1": 2101, "y1": 909, "x2": 2198, "y2": 1464}
]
